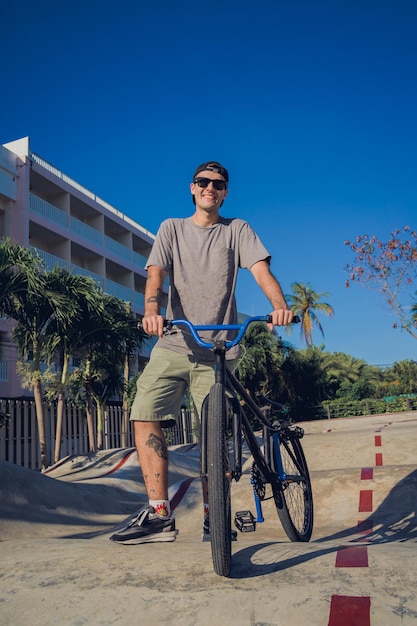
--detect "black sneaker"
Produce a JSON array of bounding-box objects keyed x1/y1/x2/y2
[
  {"x1": 202, "y1": 514, "x2": 211, "y2": 542},
  {"x1": 201, "y1": 514, "x2": 237, "y2": 542},
  {"x1": 110, "y1": 505, "x2": 178, "y2": 545}
]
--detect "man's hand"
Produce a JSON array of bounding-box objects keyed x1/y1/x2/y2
[
  {"x1": 267, "y1": 308, "x2": 294, "y2": 330},
  {"x1": 142, "y1": 314, "x2": 165, "y2": 338}
]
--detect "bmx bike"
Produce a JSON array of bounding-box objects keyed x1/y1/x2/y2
[{"x1": 164, "y1": 315, "x2": 314, "y2": 577}]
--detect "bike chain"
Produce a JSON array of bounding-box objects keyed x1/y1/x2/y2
[{"x1": 250, "y1": 463, "x2": 266, "y2": 500}]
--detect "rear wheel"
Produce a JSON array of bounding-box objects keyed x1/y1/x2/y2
[
  {"x1": 270, "y1": 429, "x2": 313, "y2": 542},
  {"x1": 207, "y1": 382, "x2": 232, "y2": 577}
]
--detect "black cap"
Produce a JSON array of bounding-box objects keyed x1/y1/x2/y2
[{"x1": 193, "y1": 161, "x2": 229, "y2": 183}]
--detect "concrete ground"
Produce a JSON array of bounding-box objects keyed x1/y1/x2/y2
[{"x1": 0, "y1": 412, "x2": 416, "y2": 625}]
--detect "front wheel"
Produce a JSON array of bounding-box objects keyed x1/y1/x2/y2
[
  {"x1": 207, "y1": 382, "x2": 232, "y2": 577},
  {"x1": 270, "y1": 430, "x2": 313, "y2": 542}
]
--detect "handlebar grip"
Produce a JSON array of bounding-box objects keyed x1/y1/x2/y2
[
  {"x1": 137, "y1": 319, "x2": 172, "y2": 332},
  {"x1": 266, "y1": 314, "x2": 300, "y2": 324}
]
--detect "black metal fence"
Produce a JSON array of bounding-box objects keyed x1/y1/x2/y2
[{"x1": 0, "y1": 398, "x2": 198, "y2": 471}]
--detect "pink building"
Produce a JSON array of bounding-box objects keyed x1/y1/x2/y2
[{"x1": 0, "y1": 137, "x2": 165, "y2": 398}]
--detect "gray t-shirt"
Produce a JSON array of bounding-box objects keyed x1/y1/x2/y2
[{"x1": 146, "y1": 216, "x2": 271, "y2": 361}]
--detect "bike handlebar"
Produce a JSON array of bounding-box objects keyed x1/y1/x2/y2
[{"x1": 139, "y1": 314, "x2": 300, "y2": 351}]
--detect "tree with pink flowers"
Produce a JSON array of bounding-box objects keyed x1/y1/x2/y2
[{"x1": 345, "y1": 226, "x2": 417, "y2": 340}]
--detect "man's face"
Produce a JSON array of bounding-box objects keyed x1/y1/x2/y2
[{"x1": 190, "y1": 170, "x2": 228, "y2": 212}]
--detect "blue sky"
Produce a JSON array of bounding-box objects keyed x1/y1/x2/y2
[{"x1": 2, "y1": 0, "x2": 416, "y2": 365}]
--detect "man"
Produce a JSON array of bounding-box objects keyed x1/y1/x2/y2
[{"x1": 110, "y1": 161, "x2": 293, "y2": 545}]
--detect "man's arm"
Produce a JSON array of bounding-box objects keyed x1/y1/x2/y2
[
  {"x1": 250, "y1": 260, "x2": 293, "y2": 328},
  {"x1": 142, "y1": 265, "x2": 167, "y2": 337}
]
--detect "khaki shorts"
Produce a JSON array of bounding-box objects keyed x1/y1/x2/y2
[{"x1": 130, "y1": 348, "x2": 236, "y2": 424}]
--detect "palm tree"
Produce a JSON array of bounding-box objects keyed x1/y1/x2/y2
[
  {"x1": 236, "y1": 322, "x2": 293, "y2": 398},
  {"x1": 287, "y1": 282, "x2": 334, "y2": 346},
  {"x1": 9, "y1": 268, "x2": 68, "y2": 469},
  {"x1": 279, "y1": 346, "x2": 327, "y2": 415},
  {"x1": 319, "y1": 351, "x2": 367, "y2": 399},
  {"x1": 321, "y1": 351, "x2": 367, "y2": 384},
  {"x1": 67, "y1": 293, "x2": 142, "y2": 452},
  {"x1": 86, "y1": 295, "x2": 139, "y2": 450},
  {"x1": 390, "y1": 359, "x2": 417, "y2": 394},
  {"x1": 42, "y1": 268, "x2": 105, "y2": 463},
  {"x1": 0, "y1": 238, "x2": 41, "y2": 315},
  {"x1": 0, "y1": 240, "x2": 65, "y2": 469}
]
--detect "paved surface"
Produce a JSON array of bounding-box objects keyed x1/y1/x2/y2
[{"x1": 1, "y1": 412, "x2": 417, "y2": 625}]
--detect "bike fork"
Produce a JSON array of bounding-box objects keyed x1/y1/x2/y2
[
  {"x1": 250, "y1": 431, "x2": 287, "y2": 524},
  {"x1": 272, "y1": 432, "x2": 287, "y2": 481},
  {"x1": 250, "y1": 477, "x2": 264, "y2": 523}
]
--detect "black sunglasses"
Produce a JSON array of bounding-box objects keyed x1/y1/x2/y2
[{"x1": 193, "y1": 177, "x2": 228, "y2": 191}]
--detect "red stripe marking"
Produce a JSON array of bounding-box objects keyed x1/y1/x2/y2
[
  {"x1": 170, "y1": 477, "x2": 196, "y2": 511},
  {"x1": 335, "y1": 545, "x2": 368, "y2": 567},
  {"x1": 361, "y1": 467, "x2": 373, "y2": 480},
  {"x1": 100, "y1": 449, "x2": 137, "y2": 476},
  {"x1": 357, "y1": 519, "x2": 374, "y2": 534},
  {"x1": 374, "y1": 435, "x2": 382, "y2": 446},
  {"x1": 359, "y1": 490, "x2": 373, "y2": 512},
  {"x1": 375, "y1": 452, "x2": 383, "y2": 466},
  {"x1": 328, "y1": 595, "x2": 371, "y2": 626}
]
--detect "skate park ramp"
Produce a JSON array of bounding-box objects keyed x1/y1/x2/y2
[{"x1": 0, "y1": 412, "x2": 416, "y2": 625}]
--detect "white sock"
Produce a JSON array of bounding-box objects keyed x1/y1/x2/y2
[{"x1": 149, "y1": 500, "x2": 171, "y2": 518}]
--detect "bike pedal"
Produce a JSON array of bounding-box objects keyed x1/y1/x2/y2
[{"x1": 234, "y1": 510, "x2": 256, "y2": 533}]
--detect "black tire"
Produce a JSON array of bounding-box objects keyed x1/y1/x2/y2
[
  {"x1": 207, "y1": 382, "x2": 232, "y2": 577},
  {"x1": 270, "y1": 431, "x2": 313, "y2": 542}
]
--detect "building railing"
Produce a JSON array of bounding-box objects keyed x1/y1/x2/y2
[
  {"x1": 132, "y1": 250, "x2": 148, "y2": 268},
  {"x1": 0, "y1": 361, "x2": 7, "y2": 382},
  {"x1": 105, "y1": 235, "x2": 132, "y2": 261},
  {"x1": 30, "y1": 193, "x2": 69, "y2": 228},
  {"x1": 70, "y1": 215, "x2": 102, "y2": 247},
  {"x1": 32, "y1": 247, "x2": 69, "y2": 271},
  {"x1": 105, "y1": 278, "x2": 133, "y2": 303},
  {"x1": 31, "y1": 247, "x2": 104, "y2": 287},
  {"x1": 71, "y1": 263, "x2": 105, "y2": 289},
  {"x1": 30, "y1": 152, "x2": 156, "y2": 240},
  {"x1": 134, "y1": 290, "x2": 145, "y2": 308}
]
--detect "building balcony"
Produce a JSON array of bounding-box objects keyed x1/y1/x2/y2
[
  {"x1": 29, "y1": 193, "x2": 148, "y2": 270},
  {"x1": 30, "y1": 247, "x2": 161, "y2": 314}
]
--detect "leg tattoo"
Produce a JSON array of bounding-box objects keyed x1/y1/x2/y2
[{"x1": 146, "y1": 433, "x2": 168, "y2": 460}]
